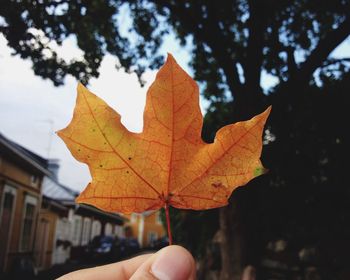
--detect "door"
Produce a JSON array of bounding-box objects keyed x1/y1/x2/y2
[{"x1": 36, "y1": 218, "x2": 50, "y2": 269}]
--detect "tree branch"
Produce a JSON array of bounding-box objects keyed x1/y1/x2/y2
[
  {"x1": 203, "y1": 2, "x2": 244, "y2": 100},
  {"x1": 289, "y1": 16, "x2": 350, "y2": 86},
  {"x1": 243, "y1": 0, "x2": 266, "y2": 96},
  {"x1": 286, "y1": 47, "x2": 297, "y2": 76},
  {"x1": 321, "y1": 57, "x2": 350, "y2": 68},
  {"x1": 157, "y1": 1, "x2": 243, "y2": 101}
]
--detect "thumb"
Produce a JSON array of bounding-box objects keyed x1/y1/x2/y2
[{"x1": 130, "y1": 245, "x2": 196, "y2": 280}]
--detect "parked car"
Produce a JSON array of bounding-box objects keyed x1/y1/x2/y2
[
  {"x1": 149, "y1": 236, "x2": 169, "y2": 250},
  {"x1": 9, "y1": 257, "x2": 37, "y2": 280},
  {"x1": 117, "y1": 237, "x2": 140, "y2": 259},
  {"x1": 85, "y1": 235, "x2": 140, "y2": 262},
  {"x1": 85, "y1": 235, "x2": 118, "y2": 262}
]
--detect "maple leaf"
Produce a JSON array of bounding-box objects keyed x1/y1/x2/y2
[{"x1": 58, "y1": 54, "x2": 270, "y2": 216}]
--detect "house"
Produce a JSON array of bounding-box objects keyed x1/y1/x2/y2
[
  {"x1": 0, "y1": 133, "x2": 50, "y2": 274},
  {"x1": 36, "y1": 187, "x2": 70, "y2": 270},
  {"x1": 37, "y1": 160, "x2": 127, "y2": 269},
  {"x1": 0, "y1": 132, "x2": 127, "y2": 274},
  {"x1": 62, "y1": 199, "x2": 127, "y2": 261},
  {"x1": 126, "y1": 210, "x2": 166, "y2": 248}
]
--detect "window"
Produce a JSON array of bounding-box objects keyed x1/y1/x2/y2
[
  {"x1": 72, "y1": 216, "x2": 82, "y2": 246},
  {"x1": 20, "y1": 195, "x2": 37, "y2": 251},
  {"x1": 55, "y1": 218, "x2": 68, "y2": 240},
  {"x1": 91, "y1": 220, "x2": 101, "y2": 239},
  {"x1": 156, "y1": 211, "x2": 163, "y2": 225},
  {"x1": 104, "y1": 223, "x2": 113, "y2": 235},
  {"x1": 30, "y1": 175, "x2": 39, "y2": 187},
  {"x1": 114, "y1": 225, "x2": 124, "y2": 238},
  {"x1": 60, "y1": 218, "x2": 69, "y2": 240},
  {"x1": 0, "y1": 185, "x2": 17, "y2": 269},
  {"x1": 148, "y1": 231, "x2": 158, "y2": 245},
  {"x1": 130, "y1": 213, "x2": 137, "y2": 224},
  {"x1": 81, "y1": 218, "x2": 91, "y2": 246},
  {"x1": 0, "y1": 185, "x2": 16, "y2": 226}
]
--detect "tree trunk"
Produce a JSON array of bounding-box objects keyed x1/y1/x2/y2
[
  {"x1": 219, "y1": 202, "x2": 244, "y2": 280},
  {"x1": 219, "y1": 90, "x2": 266, "y2": 280}
]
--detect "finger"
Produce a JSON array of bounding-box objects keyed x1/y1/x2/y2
[
  {"x1": 57, "y1": 253, "x2": 152, "y2": 280},
  {"x1": 130, "y1": 245, "x2": 196, "y2": 280}
]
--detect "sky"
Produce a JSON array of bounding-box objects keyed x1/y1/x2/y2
[
  {"x1": 0, "y1": 33, "x2": 192, "y2": 191},
  {"x1": 0, "y1": 32, "x2": 349, "y2": 192}
]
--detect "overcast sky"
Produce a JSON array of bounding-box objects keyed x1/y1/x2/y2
[
  {"x1": 0, "y1": 33, "x2": 192, "y2": 191},
  {"x1": 0, "y1": 33, "x2": 349, "y2": 192}
]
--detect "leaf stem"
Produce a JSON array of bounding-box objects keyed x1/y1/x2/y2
[{"x1": 164, "y1": 203, "x2": 173, "y2": 245}]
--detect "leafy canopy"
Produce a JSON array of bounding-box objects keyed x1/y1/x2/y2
[{"x1": 1, "y1": 0, "x2": 349, "y2": 95}]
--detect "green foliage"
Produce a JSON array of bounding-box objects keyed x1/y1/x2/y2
[
  {"x1": 0, "y1": 0, "x2": 165, "y2": 85},
  {"x1": 1, "y1": 0, "x2": 349, "y2": 92}
]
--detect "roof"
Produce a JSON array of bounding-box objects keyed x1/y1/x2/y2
[
  {"x1": 42, "y1": 176, "x2": 127, "y2": 224},
  {"x1": 0, "y1": 133, "x2": 126, "y2": 224},
  {"x1": 42, "y1": 176, "x2": 78, "y2": 201},
  {"x1": 0, "y1": 132, "x2": 51, "y2": 176},
  {"x1": 42, "y1": 195, "x2": 69, "y2": 216},
  {"x1": 74, "y1": 203, "x2": 128, "y2": 225},
  {"x1": 142, "y1": 210, "x2": 158, "y2": 217}
]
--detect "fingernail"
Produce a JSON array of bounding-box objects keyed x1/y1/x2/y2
[{"x1": 151, "y1": 247, "x2": 192, "y2": 280}]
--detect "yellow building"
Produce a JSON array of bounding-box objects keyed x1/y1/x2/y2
[
  {"x1": 38, "y1": 161, "x2": 126, "y2": 269},
  {"x1": 0, "y1": 133, "x2": 127, "y2": 275},
  {"x1": 126, "y1": 210, "x2": 166, "y2": 248},
  {"x1": 0, "y1": 133, "x2": 49, "y2": 274},
  {"x1": 36, "y1": 194, "x2": 69, "y2": 270}
]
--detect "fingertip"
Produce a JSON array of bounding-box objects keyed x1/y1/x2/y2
[
  {"x1": 151, "y1": 245, "x2": 195, "y2": 280},
  {"x1": 129, "y1": 245, "x2": 195, "y2": 279}
]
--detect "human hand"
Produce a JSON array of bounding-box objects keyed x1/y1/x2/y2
[{"x1": 57, "y1": 245, "x2": 196, "y2": 280}]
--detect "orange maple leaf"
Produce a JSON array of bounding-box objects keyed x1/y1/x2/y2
[{"x1": 58, "y1": 54, "x2": 270, "y2": 216}]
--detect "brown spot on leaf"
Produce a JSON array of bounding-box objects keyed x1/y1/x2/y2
[{"x1": 212, "y1": 182, "x2": 223, "y2": 188}]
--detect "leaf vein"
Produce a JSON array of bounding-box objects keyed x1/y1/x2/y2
[
  {"x1": 174, "y1": 118, "x2": 264, "y2": 195},
  {"x1": 81, "y1": 91, "x2": 161, "y2": 196}
]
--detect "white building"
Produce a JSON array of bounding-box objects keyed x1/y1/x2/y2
[{"x1": 38, "y1": 161, "x2": 126, "y2": 268}]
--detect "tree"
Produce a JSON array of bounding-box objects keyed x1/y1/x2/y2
[
  {"x1": 2, "y1": 1, "x2": 349, "y2": 94},
  {"x1": 2, "y1": 1, "x2": 350, "y2": 278}
]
